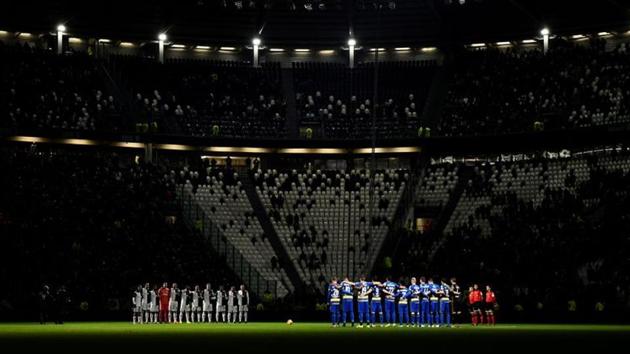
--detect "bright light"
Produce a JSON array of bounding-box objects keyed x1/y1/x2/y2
[
  {"x1": 219, "y1": 46, "x2": 236, "y2": 51},
  {"x1": 0, "y1": 30, "x2": 9, "y2": 36},
  {"x1": 469, "y1": 43, "x2": 485, "y2": 48},
  {"x1": 269, "y1": 48, "x2": 285, "y2": 52},
  {"x1": 56, "y1": 24, "x2": 66, "y2": 32},
  {"x1": 522, "y1": 39, "x2": 537, "y2": 44},
  {"x1": 18, "y1": 32, "x2": 32, "y2": 38},
  {"x1": 120, "y1": 42, "x2": 135, "y2": 47},
  {"x1": 395, "y1": 47, "x2": 411, "y2": 51},
  {"x1": 571, "y1": 34, "x2": 585, "y2": 39},
  {"x1": 68, "y1": 37, "x2": 82, "y2": 44},
  {"x1": 540, "y1": 27, "x2": 550, "y2": 36},
  {"x1": 98, "y1": 38, "x2": 111, "y2": 43},
  {"x1": 252, "y1": 37, "x2": 261, "y2": 46},
  {"x1": 597, "y1": 32, "x2": 611, "y2": 37},
  {"x1": 158, "y1": 33, "x2": 167, "y2": 41},
  {"x1": 495, "y1": 41, "x2": 511, "y2": 46},
  {"x1": 294, "y1": 48, "x2": 310, "y2": 52},
  {"x1": 171, "y1": 44, "x2": 186, "y2": 48},
  {"x1": 319, "y1": 49, "x2": 335, "y2": 55},
  {"x1": 421, "y1": 47, "x2": 437, "y2": 52},
  {"x1": 369, "y1": 48, "x2": 385, "y2": 52},
  {"x1": 347, "y1": 38, "x2": 356, "y2": 46},
  {"x1": 195, "y1": 45, "x2": 210, "y2": 50}
]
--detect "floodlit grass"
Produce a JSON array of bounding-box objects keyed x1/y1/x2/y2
[{"x1": 1, "y1": 322, "x2": 629, "y2": 352}]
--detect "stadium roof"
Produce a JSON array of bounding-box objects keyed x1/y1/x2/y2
[{"x1": 1, "y1": 0, "x2": 629, "y2": 46}]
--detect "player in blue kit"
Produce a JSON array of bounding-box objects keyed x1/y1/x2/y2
[
  {"x1": 420, "y1": 277, "x2": 431, "y2": 327},
  {"x1": 370, "y1": 278, "x2": 384, "y2": 327},
  {"x1": 327, "y1": 278, "x2": 341, "y2": 327},
  {"x1": 355, "y1": 277, "x2": 372, "y2": 328},
  {"x1": 428, "y1": 278, "x2": 441, "y2": 327},
  {"x1": 408, "y1": 277, "x2": 421, "y2": 327},
  {"x1": 396, "y1": 284, "x2": 410, "y2": 327},
  {"x1": 439, "y1": 279, "x2": 452, "y2": 327},
  {"x1": 340, "y1": 277, "x2": 355, "y2": 327},
  {"x1": 381, "y1": 277, "x2": 398, "y2": 327}
]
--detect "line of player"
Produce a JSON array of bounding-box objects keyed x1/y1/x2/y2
[
  {"x1": 132, "y1": 282, "x2": 250, "y2": 324},
  {"x1": 327, "y1": 276, "x2": 497, "y2": 327}
]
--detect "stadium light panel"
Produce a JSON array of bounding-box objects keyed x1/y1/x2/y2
[
  {"x1": 18, "y1": 32, "x2": 32, "y2": 38},
  {"x1": 522, "y1": 39, "x2": 537, "y2": 44},
  {"x1": 347, "y1": 38, "x2": 356, "y2": 46},
  {"x1": 158, "y1": 33, "x2": 167, "y2": 41},
  {"x1": 56, "y1": 24, "x2": 66, "y2": 32},
  {"x1": 394, "y1": 47, "x2": 411, "y2": 51},
  {"x1": 170, "y1": 44, "x2": 186, "y2": 48},
  {"x1": 540, "y1": 27, "x2": 550, "y2": 36},
  {"x1": 294, "y1": 48, "x2": 310, "y2": 52},
  {"x1": 469, "y1": 43, "x2": 485, "y2": 47},
  {"x1": 571, "y1": 34, "x2": 586, "y2": 39},
  {"x1": 0, "y1": 30, "x2": 9, "y2": 36},
  {"x1": 68, "y1": 37, "x2": 82, "y2": 44},
  {"x1": 369, "y1": 48, "x2": 385, "y2": 52},
  {"x1": 120, "y1": 42, "x2": 135, "y2": 47},
  {"x1": 495, "y1": 41, "x2": 511, "y2": 46},
  {"x1": 319, "y1": 50, "x2": 335, "y2": 55},
  {"x1": 421, "y1": 47, "x2": 437, "y2": 52},
  {"x1": 195, "y1": 45, "x2": 210, "y2": 50},
  {"x1": 220, "y1": 47, "x2": 236, "y2": 51},
  {"x1": 252, "y1": 37, "x2": 261, "y2": 46},
  {"x1": 597, "y1": 32, "x2": 611, "y2": 37},
  {"x1": 98, "y1": 38, "x2": 111, "y2": 43},
  {"x1": 269, "y1": 48, "x2": 285, "y2": 52}
]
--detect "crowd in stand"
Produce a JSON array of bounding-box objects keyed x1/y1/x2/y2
[
  {"x1": 293, "y1": 61, "x2": 435, "y2": 139},
  {"x1": 113, "y1": 56, "x2": 286, "y2": 138},
  {"x1": 0, "y1": 44, "x2": 120, "y2": 132},
  {"x1": 439, "y1": 40, "x2": 630, "y2": 136},
  {"x1": 0, "y1": 147, "x2": 237, "y2": 320}
]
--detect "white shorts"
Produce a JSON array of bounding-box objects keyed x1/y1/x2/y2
[
  {"x1": 192, "y1": 305, "x2": 201, "y2": 312},
  {"x1": 133, "y1": 305, "x2": 142, "y2": 313},
  {"x1": 239, "y1": 305, "x2": 249, "y2": 312},
  {"x1": 169, "y1": 301, "x2": 178, "y2": 311},
  {"x1": 149, "y1": 303, "x2": 158, "y2": 312},
  {"x1": 228, "y1": 305, "x2": 238, "y2": 313},
  {"x1": 203, "y1": 301, "x2": 213, "y2": 312},
  {"x1": 216, "y1": 304, "x2": 226, "y2": 312},
  {"x1": 142, "y1": 301, "x2": 149, "y2": 311},
  {"x1": 180, "y1": 304, "x2": 190, "y2": 312}
]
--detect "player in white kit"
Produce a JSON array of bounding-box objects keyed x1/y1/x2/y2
[
  {"x1": 169, "y1": 283, "x2": 179, "y2": 323},
  {"x1": 227, "y1": 286, "x2": 238, "y2": 323},
  {"x1": 132, "y1": 285, "x2": 142, "y2": 324},
  {"x1": 215, "y1": 286, "x2": 226, "y2": 323},
  {"x1": 141, "y1": 283, "x2": 149, "y2": 324},
  {"x1": 202, "y1": 283, "x2": 215, "y2": 323},
  {"x1": 149, "y1": 285, "x2": 159, "y2": 323},
  {"x1": 238, "y1": 284, "x2": 250, "y2": 323},
  {"x1": 190, "y1": 285, "x2": 202, "y2": 323},
  {"x1": 179, "y1": 286, "x2": 190, "y2": 323}
]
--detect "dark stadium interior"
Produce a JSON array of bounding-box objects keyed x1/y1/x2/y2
[{"x1": 2, "y1": 0, "x2": 630, "y2": 351}]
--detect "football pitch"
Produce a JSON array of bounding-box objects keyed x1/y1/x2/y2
[{"x1": 1, "y1": 322, "x2": 629, "y2": 352}]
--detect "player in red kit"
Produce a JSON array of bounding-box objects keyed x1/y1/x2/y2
[
  {"x1": 468, "y1": 284, "x2": 483, "y2": 326},
  {"x1": 158, "y1": 282, "x2": 170, "y2": 323},
  {"x1": 484, "y1": 285, "x2": 497, "y2": 325}
]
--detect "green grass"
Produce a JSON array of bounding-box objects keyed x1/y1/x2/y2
[{"x1": 1, "y1": 322, "x2": 629, "y2": 352}]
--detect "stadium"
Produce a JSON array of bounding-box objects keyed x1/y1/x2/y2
[{"x1": 1, "y1": 0, "x2": 630, "y2": 351}]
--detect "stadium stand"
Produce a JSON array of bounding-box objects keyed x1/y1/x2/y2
[
  {"x1": 0, "y1": 46, "x2": 121, "y2": 132},
  {"x1": 438, "y1": 41, "x2": 630, "y2": 136},
  {"x1": 254, "y1": 168, "x2": 408, "y2": 291},
  {"x1": 176, "y1": 164, "x2": 292, "y2": 297},
  {"x1": 111, "y1": 56, "x2": 286, "y2": 138}
]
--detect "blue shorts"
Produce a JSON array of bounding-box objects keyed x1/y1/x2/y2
[
  {"x1": 330, "y1": 303, "x2": 339, "y2": 313},
  {"x1": 342, "y1": 299, "x2": 353, "y2": 312},
  {"x1": 410, "y1": 300, "x2": 420, "y2": 313},
  {"x1": 358, "y1": 301, "x2": 369, "y2": 313},
  {"x1": 371, "y1": 300, "x2": 383, "y2": 313}
]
